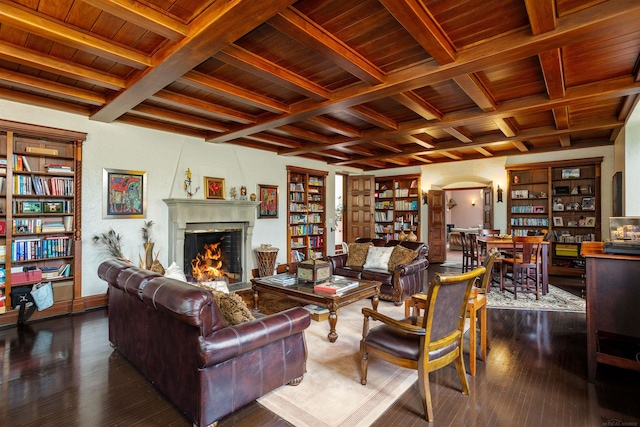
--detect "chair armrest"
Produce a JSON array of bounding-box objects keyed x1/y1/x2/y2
[
  {"x1": 327, "y1": 254, "x2": 348, "y2": 270},
  {"x1": 198, "y1": 307, "x2": 310, "y2": 367},
  {"x1": 361, "y1": 307, "x2": 425, "y2": 336}
]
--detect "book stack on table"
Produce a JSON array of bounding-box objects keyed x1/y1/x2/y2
[{"x1": 313, "y1": 276, "x2": 359, "y2": 295}]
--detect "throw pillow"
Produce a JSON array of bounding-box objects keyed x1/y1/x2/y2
[
  {"x1": 164, "y1": 262, "x2": 187, "y2": 282},
  {"x1": 204, "y1": 287, "x2": 255, "y2": 326},
  {"x1": 388, "y1": 245, "x2": 418, "y2": 272},
  {"x1": 346, "y1": 242, "x2": 373, "y2": 267},
  {"x1": 363, "y1": 246, "x2": 394, "y2": 270}
]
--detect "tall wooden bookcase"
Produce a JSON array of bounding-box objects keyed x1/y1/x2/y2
[
  {"x1": 0, "y1": 120, "x2": 85, "y2": 324},
  {"x1": 374, "y1": 174, "x2": 420, "y2": 241},
  {"x1": 286, "y1": 166, "x2": 327, "y2": 263},
  {"x1": 506, "y1": 158, "x2": 601, "y2": 277}
]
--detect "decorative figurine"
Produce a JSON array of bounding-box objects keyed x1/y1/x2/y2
[
  {"x1": 183, "y1": 168, "x2": 199, "y2": 198},
  {"x1": 229, "y1": 187, "x2": 237, "y2": 200},
  {"x1": 513, "y1": 175, "x2": 520, "y2": 184},
  {"x1": 239, "y1": 186, "x2": 248, "y2": 200},
  {"x1": 250, "y1": 193, "x2": 257, "y2": 201}
]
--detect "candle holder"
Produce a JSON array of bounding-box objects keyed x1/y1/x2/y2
[{"x1": 183, "y1": 168, "x2": 200, "y2": 198}]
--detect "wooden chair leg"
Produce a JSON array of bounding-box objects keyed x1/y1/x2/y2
[
  {"x1": 418, "y1": 364, "x2": 434, "y2": 422},
  {"x1": 360, "y1": 346, "x2": 369, "y2": 385},
  {"x1": 454, "y1": 350, "x2": 470, "y2": 395}
]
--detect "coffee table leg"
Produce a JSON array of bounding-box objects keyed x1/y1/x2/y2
[
  {"x1": 371, "y1": 294, "x2": 379, "y2": 311},
  {"x1": 253, "y1": 289, "x2": 260, "y2": 312},
  {"x1": 327, "y1": 302, "x2": 339, "y2": 342}
]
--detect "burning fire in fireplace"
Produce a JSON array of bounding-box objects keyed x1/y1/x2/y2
[{"x1": 191, "y1": 241, "x2": 227, "y2": 282}]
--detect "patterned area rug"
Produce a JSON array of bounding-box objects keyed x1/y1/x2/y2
[
  {"x1": 486, "y1": 284, "x2": 586, "y2": 312},
  {"x1": 257, "y1": 300, "x2": 415, "y2": 427}
]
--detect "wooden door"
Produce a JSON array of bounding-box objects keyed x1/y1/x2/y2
[
  {"x1": 482, "y1": 186, "x2": 494, "y2": 229},
  {"x1": 427, "y1": 190, "x2": 446, "y2": 263},
  {"x1": 346, "y1": 175, "x2": 374, "y2": 241}
]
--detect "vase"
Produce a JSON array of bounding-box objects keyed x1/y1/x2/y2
[
  {"x1": 398, "y1": 231, "x2": 407, "y2": 241},
  {"x1": 408, "y1": 231, "x2": 417, "y2": 242}
]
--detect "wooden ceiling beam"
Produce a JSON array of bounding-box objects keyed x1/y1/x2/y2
[
  {"x1": 209, "y1": 1, "x2": 640, "y2": 143},
  {"x1": 474, "y1": 146, "x2": 493, "y2": 157},
  {"x1": 216, "y1": 44, "x2": 332, "y2": 101},
  {"x1": 443, "y1": 127, "x2": 473, "y2": 143},
  {"x1": 150, "y1": 90, "x2": 256, "y2": 124},
  {"x1": 494, "y1": 117, "x2": 518, "y2": 137},
  {"x1": 380, "y1": 0, "x2": 456, "y2": 64},
  {"x1": 441, "y1": 151, "x2": 462, "y2": 160},
  {"x1": 406, "y1": 135, "x2": 435, "y2": 149},
  {"x1": 274, "y1": 125, "x2": 331, "y2": 143},
  {"x1": 0, "y1": 41, "x2": 125, "y2": 90},
  {"x1": 370, "y1": 140, "x2": 403, "y2": 153},
  {"x1": 539, "y1": 48, "x2": 565, "y2": 99},
  {"x1": 334, "y1": 144, "x2": 374, "y2": 157},
  {"x1": 91, "y1": 0, "x2": 296, "y2": 122},
  {"x1": 384, "y1": 157, "x2": 412, "y2": 166},
  {"x1": 346, "y1": 105, "x2": 397, "y2": 130},
  {"x1": 392, "y1": 91, "x2": 442, "y2": 120},
  {"x1": 269, "y1": 7, "x2": 384, "y2": 84},
  {"x1": 116, "y1": 114, "x2": 208, "y2": 139},
  {"x1": 130, "y1": 104, "x2": 229, "y2": 132},
  {"x1": 513, "y1": 141, "x2": 530, "y2": 152},
  {"x1": 0, "y1": 1, "x2": 149, "y2": 69},
  {"x1": 244, "y1": 132, "x2": 302, "y2": 148},
  {"x1": 180, "y1": 71, "x2": 289, "y2": 114},
  {"x1": 81, "y1": 0, "x2": 187, "y2": 41},
  {"x1": 525, "y1": 0, "x2": 557, "y2": 35},
  {"x1": 410, "y1": 155, "x2": 433, "y2": 164},
  {"x1": 617, "y1": 94, "x2": 638, "y2": 121},
  {"x1": 559, "y1": 135, "x2": 572, "y2": 147},
  {"x1": 307, "y1": 116, "x2": 361, "y2": 137},
  {"x1": 0, "y1": 68, "x2": 105, "y2": 105},
  {"x1": 553, "y1": 106, "x2": 570, "y2": 129},
  {"x1": 453, "y1": 74, "x2": 496, "y2": 112},
  {"x1": 0, "y1": 86, "x2": 91, "y2": 115}
]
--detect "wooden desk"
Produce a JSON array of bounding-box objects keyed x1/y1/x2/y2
[
  {"x1": 407, "y1": 292, "x2": 487, "y2": 376},
  {"x1": 582, "y1": 244, "x2": 640, "y2": 382},
  {"x1": 476, "y1": 235, "x2": 549, "y2": 295}
]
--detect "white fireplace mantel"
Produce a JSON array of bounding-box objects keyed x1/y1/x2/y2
[{"x1": 163, "y1": 198, "x2": 260, "y2": 283}]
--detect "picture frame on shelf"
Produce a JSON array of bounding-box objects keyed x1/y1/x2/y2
[
  {"x1": 566, "y1": 202, "x2": 581, "y2": 211},
  {"x1": 568, "y1": 220, "x2": 578, "y2": 227},
  {"x1": 562, "y1": 168, "x2": 580, "y2": 179},
  {"x1": 553, "y1": 217, "x2": 564, "y2": 227},
  {"x1": 103, "y1": 168, "x2": 147, "y2": 219},
  {"x1": 553, "y1": 198, "x2": 564, "y2": 211},
  {"x1": 258, "y1": 184, "x2": 278, "y2": 218},
  {"x1": 585, "y1": 217, "x2": 596, "y2": 227},
  {"x1": 43, "y1": 201, "x2": 63, "y2": 213},
  {"x1": 581, "y1": 197, "x2": 595, "y2": 210},
  {"x1": 533, "y1": 205, "x2": 545, "y2": 213},
  {"x1": 204, "y1": 177, "x2": 225, "y2": 200},
  {"x1": 22, "y1": 201, "x2": 42, "y2": 213}
]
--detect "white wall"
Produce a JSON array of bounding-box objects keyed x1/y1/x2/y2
[
  {"x1": 624, "y1": 104, "x2": 640, "y2": 215},
  {"x1": 0, "y1": 99, "x2": 360, "y2": 297}
]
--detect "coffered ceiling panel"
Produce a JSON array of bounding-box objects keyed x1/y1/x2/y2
[{"x1": 0, "y1": 0, "x2": 637, "y2": 170}]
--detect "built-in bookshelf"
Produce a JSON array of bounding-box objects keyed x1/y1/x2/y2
[
  {"x1": 506, "y1": 158, "x2": 601, "y2": 277},
  {"x1": 287, "y1": 166, "x2": 327, "y2": 263},
  {"x1": 374, "y1": 174, "x2": 420, "y2": 241},
  {"x1": 0, "y1": 120, "x2": 84, "y2": 323}
]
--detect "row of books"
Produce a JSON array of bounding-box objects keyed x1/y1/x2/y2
[
  {"x1": 13, "y1": 175, "x2": 74, "y2": 196},
  {"x1": 12, "y1": 156, "x2": 73, "y2": 174},
  {"x1": 11, "y1": 236, "x2": 72, "y2": 261},
  {"x1": 41, "y1": 263, "x2": 71, "y2": 279},
  {"x1": 289, "y1": 224, "x2": 324, "y2": 236}
]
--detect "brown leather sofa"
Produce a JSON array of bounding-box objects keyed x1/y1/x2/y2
[
  {"x1": 326, "y1": 238, "x2": 428, "y2": 306},
  {"x1": 98, "y1": 259, "x2": 310, "y2": 427}
]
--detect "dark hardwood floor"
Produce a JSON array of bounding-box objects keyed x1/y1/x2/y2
[{"x1": 1, "y1": 263, "x2": 638, "y2": 427}]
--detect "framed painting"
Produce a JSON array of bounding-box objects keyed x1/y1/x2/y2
[
  {"x1": 205, "y1": 177, "x2": 225, "y2": 199},
  {"x1": 103, "y1": 169, "x2": 147, "y2": 219},
  {"x1": 258, "y1": 184, "x2": 278, "y2": 218}
]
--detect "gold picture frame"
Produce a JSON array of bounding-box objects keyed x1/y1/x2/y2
[
  {"x1": 204, "y1": 177, "x2": 225, "y2": 199},
  {"x1": 103, "y1": 168, "x2": 147, "y2": 219}
]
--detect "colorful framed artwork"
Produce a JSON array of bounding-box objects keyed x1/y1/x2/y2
[
  {"x1": 103, "y1": 168, "x2": 147, "y2": 219},
  {"x1": 562, "y1": 168, "x2": 580, "y2": 179},
  {"x1": 205, "y1": 177, "x2": 225, "y2": 199},
  {"x1": 258, "y1": 184, "x2": 278, "y2": 218}
]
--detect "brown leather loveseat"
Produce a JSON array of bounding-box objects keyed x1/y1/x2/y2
[
  {"x1": 98, "y1": 259, "x2": 310, "y2": 427},
  {"x1": 326, "y1": 238, "x2": 428, "y2": 306}
]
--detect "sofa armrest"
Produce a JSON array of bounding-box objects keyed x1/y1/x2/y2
[
  {"x1": 326, "y1": 253, "x2": 348, "y2": 271},
  {"x1": 393, "y1": 258, "x2": 429, "y2": 277},
  {"x1": 198, "y1": 307, "x2": 311, "y2": 367}
]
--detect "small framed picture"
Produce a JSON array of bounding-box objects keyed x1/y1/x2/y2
[
  {"x1": 258, "y1": 184, "x2": 278, "y2": 218},
  {"x1": 22, "y1": 201, "x2": 42, "y2": 213},
  {"x1": 104, "y1": 168, "x2": 147, "y2": 219},
  {"x1": 204, "y1": 177, "x2": 225, "y2": 199},
  {"x1": 562, "y1": 168, "x2": 580, "y2": 179},
  {"x1": 533, "y1": 205, "x2": 545, "y2": 213},
  {"x1": 553, "y1": 217, "x2": 564, "y2": 227},
  {"x1": 585, "y1": 217, "x2": 596, "y2": 227},
  {"x1": 581, "y1": 197, "x2": 595, "y2": 210},
  {"x1": 568, "y1": 220, "x2": 578, "y2": 227},
  {"x1": 44, "y1": 201, "x2": 64, "y2": 213}
]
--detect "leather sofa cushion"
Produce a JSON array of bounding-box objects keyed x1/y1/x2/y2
[
  {"x1": 388, "y1": 245, "x2": 418, "y2": 271},
  {"x1": 205, "y1": 287, "x2": 255, "y2": 326},
  {"x1": 363, "y1": 246, "x2": 394, "y2": 270},
  {"x1": 361, "y1": 269, "x2": 392, "y2": 285},
  {"x1": 346, "y1": 242, "x2": 373, "y2": 267}
]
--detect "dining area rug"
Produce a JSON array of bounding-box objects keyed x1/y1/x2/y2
[{"x1": 486, "y1": 284, "x2": 586, "y2": 312}]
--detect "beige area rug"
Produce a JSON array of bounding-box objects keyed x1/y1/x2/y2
[
  {"x1": 257, "y1": 300, "x2": 416, "y2": 427},
  {"x1": 486, "y1": 284, "x2": 586, "y2": 312}
]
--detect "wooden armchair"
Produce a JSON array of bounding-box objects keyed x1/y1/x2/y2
[
  {"x1": 501, "y1": 235, "x2": 544, "y2": 299},
  {"x1": 360, "y1": 266, "x2": 486, "y2": 422}
]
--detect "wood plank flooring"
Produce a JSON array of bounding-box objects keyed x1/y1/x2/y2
[{"x1": 1, "y1": 263, "x2": 639, "y2": 427}]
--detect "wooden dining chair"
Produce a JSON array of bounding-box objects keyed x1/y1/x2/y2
[
  {"x1": 460, "y1": 232, "x2": 478, "y2": 272},
  {"x1": 360, "y1": 266, "x2": 486, "y2": 422},
  {"x1": 478, "y1": 229, "x2": 502, "y2": 291},
  {"x1": 501, "y1": 235, "x2": 544, "y2": 299}
]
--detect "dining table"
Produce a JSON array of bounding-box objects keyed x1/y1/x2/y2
[{"x1": 476, "y1": 235, "x2": 549, "y2": 295}]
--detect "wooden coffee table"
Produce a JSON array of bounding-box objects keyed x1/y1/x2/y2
[{"x1": 251, "y1": 275, "x2": 380, "y2": 343}]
